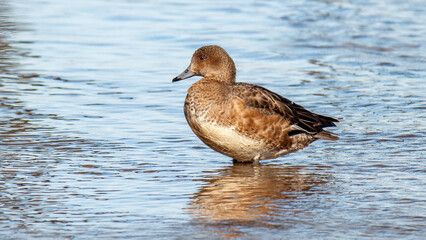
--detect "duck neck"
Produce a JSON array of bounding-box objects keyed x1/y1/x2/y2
[{"x1": 217, "y1": 59, "x2": 236, "y2": 84}]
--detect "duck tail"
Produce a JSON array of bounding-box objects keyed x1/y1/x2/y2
[{"x1": 315, "y1": 130, "x2": 339, "y2": 141}]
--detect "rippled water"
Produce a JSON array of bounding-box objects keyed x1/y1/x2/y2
[{"x1": 1, "y1": 0, "x2": 425, "y2": 239}]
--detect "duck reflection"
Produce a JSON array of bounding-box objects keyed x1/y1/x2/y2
[{"x1": 187, "y1": 163, "x2": 329, "y2": 221}]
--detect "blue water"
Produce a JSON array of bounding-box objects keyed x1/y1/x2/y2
[{"x1": 1, "y1": 0, "x2": 425, "y2": 239}]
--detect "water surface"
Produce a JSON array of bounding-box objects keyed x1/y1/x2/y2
[{"x1": 1, "y1": 0, "x2": 425, "y2": 239}]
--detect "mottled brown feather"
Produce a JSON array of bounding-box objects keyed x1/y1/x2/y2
[
  {"x1": 232, "y1": 83, "x2": 338, "y2": 137},
  {"x1": 174, "y1": 45, "x2": 339, "y2": 162}
]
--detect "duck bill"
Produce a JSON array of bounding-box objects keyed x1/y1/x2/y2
[{"x1": 172, "y1": 65, "x2": 196, "y2": 82}]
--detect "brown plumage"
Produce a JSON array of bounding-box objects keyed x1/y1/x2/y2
[{"x1": 173, "y1": 45, "x2": 339, "y2": 163}]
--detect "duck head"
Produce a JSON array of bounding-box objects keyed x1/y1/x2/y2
[{"x1": 172, "y1": 45, "x2": 236, "y2": 84}]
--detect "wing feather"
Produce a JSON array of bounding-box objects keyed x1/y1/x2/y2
[{"x1": 233, "y1": 83, "x2": 338, "y2": 136}]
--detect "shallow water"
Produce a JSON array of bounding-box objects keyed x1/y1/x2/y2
[{"x1": 1, "y1": 0, "x2": 425, "y2": 239}]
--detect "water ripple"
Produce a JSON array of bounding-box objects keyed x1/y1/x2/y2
[{"x1": 1, "y1": 0, "x2": 425, "y2": 239}]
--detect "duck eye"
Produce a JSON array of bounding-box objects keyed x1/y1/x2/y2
[{"x1": 199, "y1": 55, "x2": 207, "y2": 61}]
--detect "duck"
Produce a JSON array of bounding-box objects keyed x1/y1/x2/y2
[{"x1": 173, "y1": 45, "x2": 339, "y2": 163}]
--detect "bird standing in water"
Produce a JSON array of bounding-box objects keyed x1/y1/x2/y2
[{"x1": 173, "y1": 45, "x2": 338, "y2": 163}]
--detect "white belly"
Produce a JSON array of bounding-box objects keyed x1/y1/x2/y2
[{"x1": 192, "y1": 118, "x2": 266, "y2": 161}]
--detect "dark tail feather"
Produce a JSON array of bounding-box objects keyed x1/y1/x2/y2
[{"x1": 316, "y1": 114, "x2": 339, "y2": 128}]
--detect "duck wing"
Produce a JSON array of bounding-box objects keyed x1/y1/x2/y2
[{"x1": 234, "y1": 83, "x2": 339, "y2": 138}]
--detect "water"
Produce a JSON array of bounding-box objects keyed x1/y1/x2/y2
[{"x1": 1, "y1": 0, "x2": 425, "y2": 239}]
